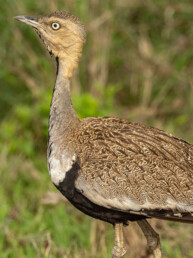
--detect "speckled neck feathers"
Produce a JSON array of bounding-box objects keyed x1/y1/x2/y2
[
  {"x1": 48, "y1": 58, "x2": 79, "y2": 139},
  {"x1": 47, "y1": 58, "x2": 79, "y2": 184}
]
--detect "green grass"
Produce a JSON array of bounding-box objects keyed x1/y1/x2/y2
[
  {"x1": 1, "y1": 0, "x2": 193, "y2": 257},
  {"x1": 0, "y1": 154, "x2": 114, "y2": 257}
]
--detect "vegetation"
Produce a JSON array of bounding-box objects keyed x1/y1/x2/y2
[{"x1": 1, "y1": 0, "x2": 193, "y2": 257}]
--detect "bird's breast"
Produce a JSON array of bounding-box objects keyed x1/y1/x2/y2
[{"x1": 47, "y1": 142, "x2": 76, "y2": 186}]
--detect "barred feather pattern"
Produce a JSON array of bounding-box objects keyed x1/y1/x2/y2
[{"x1": 71, "y1": 117, "x2": 193, "y2": 222}]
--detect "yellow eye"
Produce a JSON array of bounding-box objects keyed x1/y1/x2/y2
[{"x1": 51, "y1": 22, "x2": 60, "y2": 30}]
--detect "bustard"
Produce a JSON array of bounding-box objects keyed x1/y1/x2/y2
[{"x1": 15, "y1": 11, "x2": 193, "y2": 258}]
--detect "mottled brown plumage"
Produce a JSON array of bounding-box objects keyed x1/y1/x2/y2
[
  {"x1": 15, "y1": 11, "x2": 193, "y2": 258},
  {"x1": 75, "y1": 117, "x2": 193, "y2": 214}
]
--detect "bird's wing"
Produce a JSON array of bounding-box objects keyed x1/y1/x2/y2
[{"x1": 74, "y1": 117, "x2": 193, "y2": 220}]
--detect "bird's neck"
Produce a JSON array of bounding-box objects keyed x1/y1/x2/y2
[
  {"x1": 48, "y1": 58, "x2": 79, "y2": 147},
  {"x1": 57, "y1": 38, "x2": 84, "y2": 78}
]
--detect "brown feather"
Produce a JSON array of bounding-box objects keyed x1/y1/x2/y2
[{"x1": 72, "y1": 117, "x2": 193, "y2": 214}]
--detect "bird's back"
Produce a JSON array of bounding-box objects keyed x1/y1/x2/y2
[{"x1": 71, "y1": 117, "x2": 193, "y2": 222}]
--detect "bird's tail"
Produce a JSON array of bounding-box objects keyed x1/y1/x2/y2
[{"x1": 142, "y1": 209, "x2": 193, "y2": 224}]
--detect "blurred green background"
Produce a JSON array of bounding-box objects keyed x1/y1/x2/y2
[{"x1": 1, "y1": 0, "x2": 193, "y2": 257}]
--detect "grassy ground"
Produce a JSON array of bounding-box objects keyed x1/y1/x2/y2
[{"x1": 1, "y1": 0, "x2": 193, "y2": 257}]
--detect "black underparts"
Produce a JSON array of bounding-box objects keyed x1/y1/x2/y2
[{"x1": 55, "y1": 162, "x2": 147, "y2": 225}]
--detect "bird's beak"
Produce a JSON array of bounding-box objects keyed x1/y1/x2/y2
[{"x1": 14, "y1": 15, "x2": 41, "y2": 28}]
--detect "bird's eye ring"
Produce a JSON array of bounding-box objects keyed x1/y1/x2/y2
[{"x1": 51, "y1": 22, "x2": 60, "y2": 30}]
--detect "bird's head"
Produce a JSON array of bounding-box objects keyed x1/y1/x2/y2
[{"x1": 15, "y1": 11, "x2": 86, "y2": 78}]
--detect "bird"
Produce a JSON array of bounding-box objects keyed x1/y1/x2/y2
[{"x1": 15, "y1": 11, "x2": 193, "y2": 258}]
